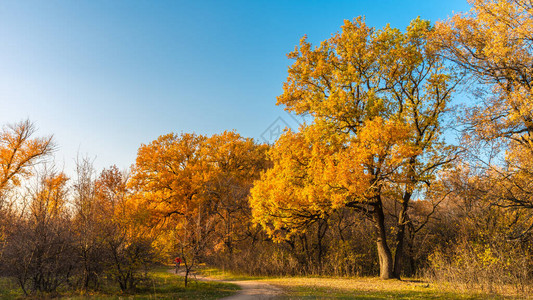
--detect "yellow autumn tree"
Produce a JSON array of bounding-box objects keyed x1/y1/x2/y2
[
  {"x1": 30, "y1": 171, "x2": 69, "y2": 219},
  {"x1": 201, "y1": 131, "x2": 269, "y2": 255},
  {"x1": 129, "y1": 133, "x2": 207, "y2": 221},
  {"x1": 251, "y1": 17, "x2": 459, "y2": 279},
  {"x1": 435, "y1": 0, "x2": 533, "y2": 219},
  {"x1": 22, "y1": 169, "x2": 73, "y2": 294},
  {"x1": 128, "y1": 132, "x2": 208, "y2": 286},
  {"x1": 129, "y1": 131, "x2": 268, "y2": 285},
  {"x1": 0, "y1": 120, "x2": 55, "y2": 197},
  {"x1": 95, "y1": 165, "x2": 153, "y2": 292}
]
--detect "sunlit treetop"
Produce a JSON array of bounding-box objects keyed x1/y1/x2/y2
[{"x1": 435, "y1": 0, "x2": 533, "y2": 144}]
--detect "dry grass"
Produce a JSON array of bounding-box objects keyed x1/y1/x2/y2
[
  {"x1": 197, "y1": 266, "x2": 528, "y2": 299},
  {"x1": 263, "y1": 277, "x2": 515, "y2": 299},
  {"x1": 198, "y1": 266, "x2": 519, "y2": 299}
]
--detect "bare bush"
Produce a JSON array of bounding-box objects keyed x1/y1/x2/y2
[{"x1": 1, "y1": 168, "x2": 75, "y2": 295}]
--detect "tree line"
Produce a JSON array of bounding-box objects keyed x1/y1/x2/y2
[{"x1": 1, "y1": 0, "x2": 533, "y2": 296}]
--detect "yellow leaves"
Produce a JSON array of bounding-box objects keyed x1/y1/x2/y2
[
  {"x1": 43, "y1": 172, "x2": 68, "y2": 192},
  {"x1": 250, "y1": 115, "x2": 424, "y2": 239},
  {"x1": 279, "y1": 16, "x2": 453, "y2": 135},
  {"x1": 436, "y1": 1, "x2": 533, "y2": 188},
  {"x1": 252, "y1": 16, "x2": 457, "y2": 243},
  {"x1": 31, "y1": 171, "x2": 69, "y2": 218},
  {"x1": 320, "y1": 118, "x2": 420, "y2": 206},
  {"x1": 437, "y1": 0, "x2": 533, "y2": 75},
  {"x1": 129, "y1": 130, "x2": 269, "y2": 246},
  {"x1": 406, "y1": 17, "x2": 431, "y2": 40},
  {"x1": 357, "y1": 118, "x2": 415, "y2": 162},
  {"x1": 0, "y1": 120, "x2": 55, "y2": 193}
]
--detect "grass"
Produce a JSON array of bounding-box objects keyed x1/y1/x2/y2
[
  {"x1": 5, "y1": 265, "x2": 518, "y2": 299},
  {"x1": 266, "y1": 277, "x2": 513, "y2": 300},
  {"x1": 0, "y1": 267, "x2": 239, "y2": 299},
  {"x1": 196, "y1": 267, "x2": 519, "y2": 299},
  {"x1": 0, "y1": 276, "x2": 23, "y2": 299},
  {"x1": 197, "y1": 267, "x2": 269, "y2": 281}
]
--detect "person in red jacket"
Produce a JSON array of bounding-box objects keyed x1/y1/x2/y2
[{"x1": 174, "y1": 257, "x2": 182, "y2": 274}]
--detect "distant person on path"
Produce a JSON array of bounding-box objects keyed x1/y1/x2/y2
[{"x1": 174, "y1": 257, "x2": 182, "y2": 274}]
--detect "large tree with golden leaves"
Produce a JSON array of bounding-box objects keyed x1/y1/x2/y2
[
  {"x1": 129, "y1": 131, "x2": 268, "y2": 285},
  {"x1": 251, "y1": 17, "x2": 459, "y2": 279}
]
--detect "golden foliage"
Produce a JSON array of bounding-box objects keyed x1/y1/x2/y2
[
  {"x1": 0, "y1": 120, "x2": 54, "y2": 194},
  {"x1": 251, "y1": 17, "x2": 458, "y2": 241},
  {"x1": 436, "y1": 0, "x2": 533, "y2": 211},
  {"x1": 129, "y1": 131, "x2": 269, "y2": 256}
]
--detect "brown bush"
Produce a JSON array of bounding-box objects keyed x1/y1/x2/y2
[{"x1": 427, "y1": 238, "x2": 533, "y2": 296}]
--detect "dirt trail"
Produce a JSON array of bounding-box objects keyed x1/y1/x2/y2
[
  {"x1": 169, "y1": 269, "x2": 283, "y2": 299},
  {"x1": 218, "y1": 279, "x2": 283, "y2": 300}
]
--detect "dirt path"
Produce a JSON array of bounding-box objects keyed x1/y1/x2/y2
[
  {"x1": 168, "y1": 269, "x2": 283, "y2": 299},
  {"x1": 218, "y1": 279, "x2": 283, "y2": 300}
]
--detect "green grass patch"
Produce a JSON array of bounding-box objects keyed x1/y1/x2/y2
[
  {"x1": 197, "y1": 266, "x2": 271, "y2": 281},
  {"x1": 0, "y1": 267, "x2": 239, "y2": 299},
  {"x1": 0, "y1": 276, "x2": 24, "y2": 299}
]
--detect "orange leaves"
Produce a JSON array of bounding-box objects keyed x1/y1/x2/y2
[
  {"x1": 129, "y1": 133, "x2": 206, "y2": 221},
  {"x1": 201, "y1": 130, "x2": 268, "y2": 182},
  {"x1": 325, "y1": 118, "x2": 418, "y2": 199},
  {"x1": 0, "y1": 120, "x2": 54, "y2": 193},
  {"x1": 31, "y1": 171, "x2": 69, "y2": 218},
  {"x1": 435, "y1": 1, "x2": 533, "y2": 212},
  {"x1": 250, "y1": 117, "x2": 417, "y2": 240},
  {"x1": 435, "y1": 0, "x2": 533, "y2": 144},
  {"x1": 93, "y1": 165, "x2": 130, "y2": 225},
  {"x1": 129, "y1": 131, "x2": 268, "y2": 231},
  {"x1": 129, "y1": 131, "x2": 270, "y2": 260}
]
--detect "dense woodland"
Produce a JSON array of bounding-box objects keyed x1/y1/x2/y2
[{"x1": 2, "y1": 0, "x2": 533, "y2": 296}]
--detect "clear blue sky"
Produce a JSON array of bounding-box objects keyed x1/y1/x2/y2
[{"x1": 0, "y1": 0, "x2": 470, "y2": 173}]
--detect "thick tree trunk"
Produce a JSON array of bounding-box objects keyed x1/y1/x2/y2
[
  {"x1": 377, "y1": 238, "x2": 394, "y2": 279},
  {"x1": 393, "y1": 223, "x2": 406, "y2": 278},
  {"x1": 374, "y1": 200, "x2": 394, "y2": 279},
  {"x1": 393, "y1": 191, "x2": 411, "y2": 278},
  {"x1": 394, "y1": 157, "x2": 417, "y2": 278}
]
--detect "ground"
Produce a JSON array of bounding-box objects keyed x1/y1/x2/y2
[
  {"x1": 0, "y1": 267, "x2": 239, "y2": 299},
  {"x1": 178, "y1": 269, "x2": 282, "y2": 300},
  {"x1": 195, "y1": 268, "x2": 519, "y2": 300},
  {"x1": 0, "y1": 267, "x2": 522, "y2": 299}
]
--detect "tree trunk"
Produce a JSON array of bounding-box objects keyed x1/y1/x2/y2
[
  {"x1": 393, "y1": 190, "x2": 411, "y2": 278},
  {"x1": 393, "y1": 223, "x2": 406, "y2": 279},
  {"x1": 374, "y1": 200, "x2": 394, "y2": 279},
  {"x1": 394, "y1": 157, "x2": 417, "y2": 278},
  {"x1": 184, "y1": 268, "x2": 189, "y2": 287}
]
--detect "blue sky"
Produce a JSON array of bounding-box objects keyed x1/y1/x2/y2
[{"x1": 0, "y1": 0, "x2": 470, "y2": 173}]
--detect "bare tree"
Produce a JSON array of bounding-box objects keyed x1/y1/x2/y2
[{"x1": 2, "y1": 167, "x2": 75, "y2": 295}]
